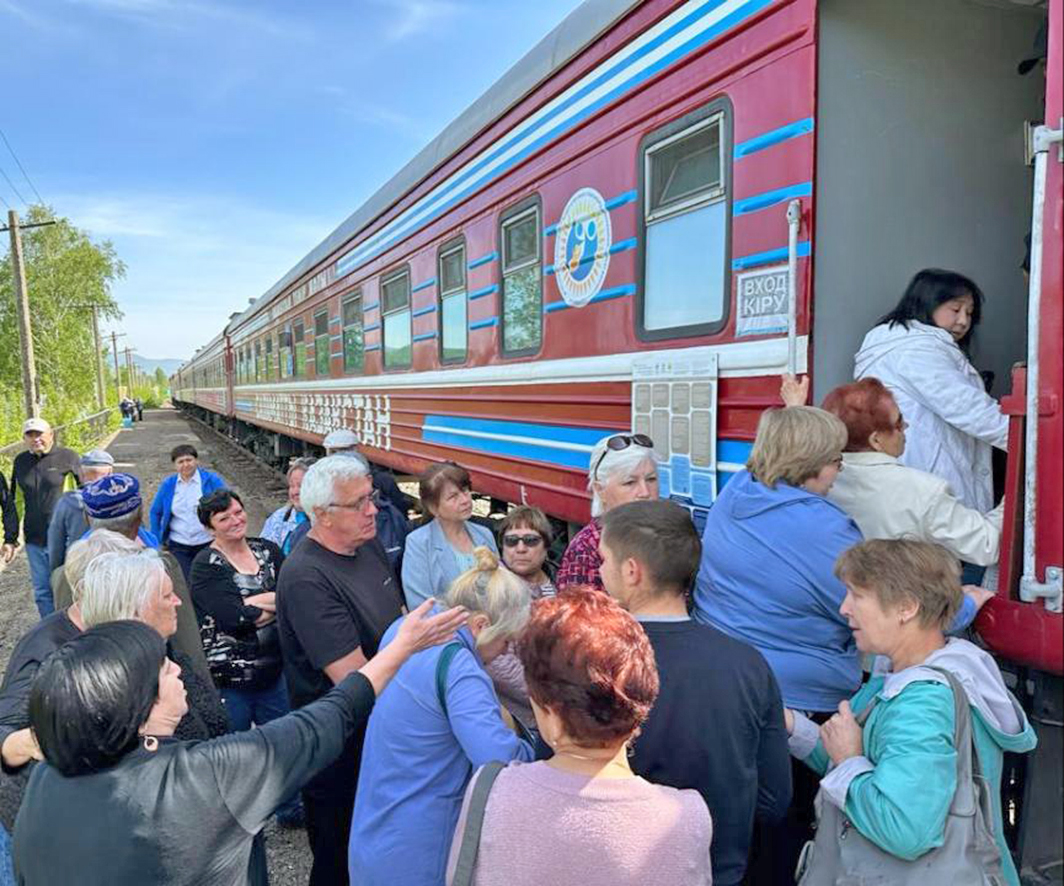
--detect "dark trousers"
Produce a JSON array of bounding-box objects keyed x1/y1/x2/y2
[
  {"x1": 166, "y1": 540, "x2": 210, "y2": 585},
  {"x1": 303, "y1": 791, "x2": 354, "y2": 886},
  {"x1": 744, "y1": 714, "x2": 831, "y2": 886}
]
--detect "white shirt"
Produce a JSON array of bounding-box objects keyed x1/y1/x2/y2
[
  {"x1": 828, "y1": 451, "x2": 1003, "y2": 566},
  {"x1": 168, "y1": 470, "x2": 212, "y2": 546},
  {"x1": 854, "y1": 321, "x2": 1008, "y2": 512}
]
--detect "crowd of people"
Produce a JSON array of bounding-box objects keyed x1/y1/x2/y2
[{"x1": 0, "y1": 268, "x2": 1038, "y2": 885}]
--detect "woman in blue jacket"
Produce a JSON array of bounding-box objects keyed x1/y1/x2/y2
[
  {"x1": 402, "y1": 462, "x2": 497, "y2": 610},
  {"x1": 693, "y1": 405, "x2": 859, "y2": 883},
  {"x1": 787, "y1": 539, "x2": 1036, "y2": 886},
  {"x1": 349, "y1": 546, "x2": 535, "y2": 886}
]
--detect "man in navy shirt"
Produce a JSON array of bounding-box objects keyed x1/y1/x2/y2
[{"x1": 599, "y1": 500, "x2": 792, "y2": 886}]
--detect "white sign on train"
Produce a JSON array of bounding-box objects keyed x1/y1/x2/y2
[{"x1": 735, "y1": 265, "x2": 790, "y2": 337}]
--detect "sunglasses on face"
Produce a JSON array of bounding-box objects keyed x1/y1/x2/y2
[
  {"x1": 502, "y1": 534, "x2": 544, "y2": 549},
  {"x1": 592, "y1": 433, "x2": 654, "y2": 481}
]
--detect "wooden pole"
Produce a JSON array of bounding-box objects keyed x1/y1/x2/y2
[{"x1": 7, "y1": 210, "x2": 39, "y2": 418}]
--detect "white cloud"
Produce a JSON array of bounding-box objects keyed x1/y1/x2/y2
[
  {"x1": 62, "y1": 0, "x2": 312, "y2": 38},
  {"x1": 53, "y1": 190, "x2": 336, "y2": 357},
  {"x1": 370, "y1": 0, "x2": 466, "y2": 42}
]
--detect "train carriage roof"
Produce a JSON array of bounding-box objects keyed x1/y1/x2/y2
[{"x1": 227, "y1": 0, "x2": 640, "y2": 336}]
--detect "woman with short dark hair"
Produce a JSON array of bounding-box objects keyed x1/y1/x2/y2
[
  {"x1": 190, "y1": 490, "x2": 287, "y2": 735},
  {"x1": 497, "y1": 506, "x2": 555, "y2": 599},
  {"x1": 402, "y1": 462, "x2": 497, "y2": 609},
  {"x1": 445, "y1": 588, "x2": 711, "y2": 886},
  {"x1": 13, "y1": 603, "x2": 466, "y2": 886},
  {"x1": 855, "y1": 269, "x2": 1007, "y2": 515}
]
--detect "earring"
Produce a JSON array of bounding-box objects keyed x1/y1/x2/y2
[{"x1": 143, "y1": 735, "x2": 159, "y2": 752}]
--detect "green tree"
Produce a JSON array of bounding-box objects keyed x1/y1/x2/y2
[{"x1": 1, "y1": 205, "x2": 125, "y2": 446}]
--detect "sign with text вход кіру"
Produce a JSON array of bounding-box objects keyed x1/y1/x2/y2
[{"x1": 735, "y1": 265, "x2": 789, "y2": 337}]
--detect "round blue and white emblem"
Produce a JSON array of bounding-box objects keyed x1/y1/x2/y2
[{"x1": 554, "y1": 187, "x2": 611, "y2": 308}]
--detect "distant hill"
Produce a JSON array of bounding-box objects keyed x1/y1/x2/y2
[{"x1": 132, "y1": 356, "x2": 184, "y2": 376}]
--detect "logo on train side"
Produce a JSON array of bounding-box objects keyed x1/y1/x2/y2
[{"x1": 554, "y1": 188, "x2": 611, "y2": 308}]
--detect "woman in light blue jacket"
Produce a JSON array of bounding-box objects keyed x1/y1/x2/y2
[
  {"x1": 402, "y1": 462, "x2": 497, "y2": 610},
  {"x1": 350, "y1": 547, "x2": 534, "y2": 886},
  {"x1": 787, "y1": 539, "x2": 1036, "y2": 886}
]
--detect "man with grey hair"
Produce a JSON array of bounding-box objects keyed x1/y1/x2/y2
[
  {"x1": 47, "y1": 449, "x2": 116, "y2": 573},
  {"x1": 277, "y1": 455, "x2": 405, "y2": 885}
]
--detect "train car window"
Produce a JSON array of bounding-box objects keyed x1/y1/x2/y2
[
  {"x1": 279, "y1": 327, "x2": 293, "y2": 379},
  {"x1": 639, "y1": 104, "x2": 730, "y2": 340},
  {"x1": 381, "y1": 267, "x2": 412, "y2": 369},
  {"x1": 293, "y1": 319, "x2": 306, "y2": 378},
  {"x1": 500, "y1": 199, "x2": 542, "y2": 355},
  {"x1": 438, "y1": 240, "x2": 467, "y2": 363},
  {"x1": 314, "y1": 310, "x2": 330, "y2": 376},
  {"x1": 254, "y1": 340, "x2": 263, "y2": 382},
  {"x1": 342, "y1": 291, "x2": 364, "y2": 374},
  {"x1": 265, "y1": 335, "x2": 274, "y2": 381}
]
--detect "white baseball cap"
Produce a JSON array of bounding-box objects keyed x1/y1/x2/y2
[
  {"x1": 22, "y1": 418, "x2": 51, "y2": 434},
  {"x1": 322, "y1": 428, "x2": 360, "y2": 450}
]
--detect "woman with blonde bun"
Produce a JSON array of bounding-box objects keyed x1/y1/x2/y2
[{"x1": 349, "y1": 546, "x2": 535, "y2": 886}]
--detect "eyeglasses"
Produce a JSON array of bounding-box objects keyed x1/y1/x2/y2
[
  {"x1": 502, "y1": 533, "x2": 544, "y2": 549},
  {"x1": 328, "y1": 489, "x2": 381, "y2": 513},
  {"x1": 592, "y1": 433, "x2": 654, "y2": 481}
]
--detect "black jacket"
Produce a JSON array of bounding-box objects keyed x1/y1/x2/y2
[
  {"x1": 14, "y1": 672, "x2": 375, "y2": 885},
  {"x1": 11, "y1": 447, "x2": 80, "y2": 546},
  {"x1": 0, "y1": 473, "x2": 17, "y2": 545}
]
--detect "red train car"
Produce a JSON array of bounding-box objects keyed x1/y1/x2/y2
[{"x1": 175, "y1": 2, "x2": 1061, "y2": 867}]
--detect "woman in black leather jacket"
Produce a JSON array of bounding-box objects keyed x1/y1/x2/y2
[
  {"x1": 190, "y1": 490, "x2": 286, "y2": 732},
  {"x1": 14, "y1": 605, "x2": 465, "y2": 885}
]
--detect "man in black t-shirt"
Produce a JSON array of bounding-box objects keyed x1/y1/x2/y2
[
  {"x1": 599, "y1": 500, "x2": 792, "y2": 886},
  {"x1": 276, "y1": 456, "x2": 404, "y2": 886}
]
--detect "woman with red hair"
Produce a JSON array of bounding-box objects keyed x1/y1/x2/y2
[
  {"x1": 445, "y1": 589, "x2": 712, "y2": 886},
  {"x1": 822, "y1": 378, "x2": 1000, "y2": 623}
]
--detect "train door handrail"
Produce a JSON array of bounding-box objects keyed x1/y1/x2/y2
[{"x1": 1019, "y1": 121, "x2": 1063, "y2": 613}]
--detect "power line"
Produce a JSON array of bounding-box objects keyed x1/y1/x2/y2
[
  {"x1": 0, "y1": 162, "x2": 28, "y2": 207},
  {"x1": 0, "y1": 191, "x2": 9, "y2": 210},
  {"x1": 0, "y1": 128, "x2": 45, "y2": 206}
]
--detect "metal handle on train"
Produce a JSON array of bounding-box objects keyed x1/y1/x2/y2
[{"x1": 786, "y1": 199, "x2": 802, "y2": 377}]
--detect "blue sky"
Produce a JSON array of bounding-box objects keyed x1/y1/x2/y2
[{"x1": 2, "y1": 0, "x2": 583, "y2": 359}]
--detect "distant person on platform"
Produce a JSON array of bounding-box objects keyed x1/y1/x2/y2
[
  {"x1": 10, "y1": 418, "x2": 80, "y2": 618},
  {"x1": 134, "y1": 398, "x2": 144, "y2": 421},
  {"x1": 323, "y1": 428, "x2": 412, "y2": 514},
  {"x1": 47, "y1": 449, "x2": 115, "y2": 573},
  {"x1": 149, "y1": 444, "x2": 227, "y2": 582}
]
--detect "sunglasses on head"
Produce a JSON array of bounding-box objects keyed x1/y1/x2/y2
[
  {"x1": 592, "y1": 433, "x2": 654, "y2": 481},
  {"x1": 502, "y1": 533, "x2": 544, "y2": 549}
]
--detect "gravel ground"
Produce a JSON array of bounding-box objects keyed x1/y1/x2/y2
[{"x1": 0, "y1": 407, "x2": 313, "y2": 885}]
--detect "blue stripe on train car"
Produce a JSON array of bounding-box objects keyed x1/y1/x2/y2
[{"x1": 422, "y1": 415, "x2": 605, "y2": 470}]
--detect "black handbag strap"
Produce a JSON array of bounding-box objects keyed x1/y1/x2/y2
[{"x1": 450, "y1": 760, "x2": 506, "y2": 886}]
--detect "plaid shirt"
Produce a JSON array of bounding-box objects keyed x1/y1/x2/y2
[{"x1": 555, "y1": 518, "x2": 604, "y2": 593}]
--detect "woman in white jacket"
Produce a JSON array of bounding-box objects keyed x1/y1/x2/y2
[
  {"x1": 854, "y1": 269, "x2": 1008, "y2": 514},
  {"x1": 822, "y1": 377, "x2": 998, "y2": 625}
]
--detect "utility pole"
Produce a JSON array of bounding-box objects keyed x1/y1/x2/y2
[
  {"x1": 124, "y1": 347, "x2": 135, "y2": 394},
  {"x1": 6, "y1": 211, "x2": 38, "y2": 418},
  {"x1": 3, "y1": 212, "x2": 58, "y2": 419},
  {"x1": 73, "y1": 304, "x2": 106, "y2": 410},
  {"x1": 90, "y1": 305, "x2": 104, "y2": 409},
  {"x1": 109, "y1": 331, "x2": 126, "y2": 401}
]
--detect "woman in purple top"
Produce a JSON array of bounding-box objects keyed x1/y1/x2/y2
[{"x1": 447, "y1": 588, "x2": 712, "y2": 886}]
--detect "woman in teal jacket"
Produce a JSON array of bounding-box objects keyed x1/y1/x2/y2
[{"x1": 787, "y1": 539, "x2": 1036, "y2": 885}]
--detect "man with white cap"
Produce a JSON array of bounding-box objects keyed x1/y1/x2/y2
[
  {"x1": 46, "y1": 449, "x2": 115, "y2": 572},
  {"x1": 9, "y1": 418, "x2": 80, "y2": 617},
  {"x1": 322, "y1": 428, "x2": 411, "y2": 514}
]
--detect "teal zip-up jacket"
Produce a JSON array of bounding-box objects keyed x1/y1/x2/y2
[{"x1": 790, "y1": 638, "x2": 1036, "y2": 886}]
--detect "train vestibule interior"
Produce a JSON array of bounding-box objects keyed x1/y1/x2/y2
[{"x1": 812, "y1": 0, "x2": 1049, "y2": 408}]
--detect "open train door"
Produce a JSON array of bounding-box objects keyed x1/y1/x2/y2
[{"x1": 975, "y1": 0, "x2": 1064, "y2": 879}]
